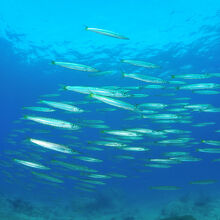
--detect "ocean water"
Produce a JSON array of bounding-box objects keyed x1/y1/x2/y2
[{"x1": 1, "y1": 0, "x2": 220, "y2": 219}]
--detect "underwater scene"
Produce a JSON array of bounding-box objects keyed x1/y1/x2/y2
[{"x1": 1, "y1": 0, "x2": 220, "y2": 219}]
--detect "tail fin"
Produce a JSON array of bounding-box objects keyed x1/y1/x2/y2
[
  {"x1": 121, "y1": 71, "x2": 126, "y2": 77},
  {"x1": 51, "y1": 61, "x2": 55, "y2": 65}
]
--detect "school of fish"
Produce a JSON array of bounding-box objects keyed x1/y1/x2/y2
[{"x1": 4, "y1": 26, "x2": 220, "y2": 193}]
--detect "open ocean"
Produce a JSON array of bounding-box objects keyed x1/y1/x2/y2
[{"x1": 1, "y1": 0, "x2": 220, "y2": 219}]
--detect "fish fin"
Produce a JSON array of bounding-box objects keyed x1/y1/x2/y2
[
  {"x1": 51, "y1": 61, "x2": 55, "y2": 65},
  {"x1": 84, "y1": 25, "x2": 89, "y2": 30},
  {"x1": 171, "y1": 75, "x2": 175, "y2": 78}
]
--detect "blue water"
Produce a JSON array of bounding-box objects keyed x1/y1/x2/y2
[{"x1": 1, "y1": 0, "x2": 220, "y2": 219}]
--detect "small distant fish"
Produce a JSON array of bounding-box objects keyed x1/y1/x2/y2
[
  {"x1": 40, "y1": 100, "x2": 84, "y2": 113},
  {"x1": 143, "y1": 113, "x2": 179, "y2": 120},
  {"x1": 85, "y1": 26, "x2": 129, "y2": 40},
  {"x1": 85, "y1": 174, "x2": 111, "y2": 179},
  {"x1": 76, "y1": 156, "x2": 102, "y2": 163},
  {"x1": 24, "y1": 115, "x2": 80, "y2": 130},
  {"x1": 65, "y1": 86, "x2": 129, "y2": 98},
  {"x1": 202, "y1": 108, "x2": 220, "y2": 113},
  {"x1": 51, "y1": 61, "x2": 98, "y2": 72},
  {"x1": 138, "y1": 103, "x2": 168, "y2": 109},
  {"x1": 158, "y1": 138, "x2": 193, "y2": 144},
  {"x1": 23, "y1": 106, "x2": 55, "y2": 112},
  {"x1": 197, "y1": 148, "x2": 220, "y2": 153},
  {"x1": 145, "y1": 164, "x2": 171, "y2": 168},
  {"x1": 173, "y1": 97, "x2": 191, "y2": 101},
  {"x1": 193, "y1": 122, "x2": 215, "y2": 127},
  {"x1": 163, "y1": 129, "x2": 191, "y2": 134},
  {"x1": 164, "y1": 152, "x2": 190, "y2": 157},
  {"x1": 86, "y1": 124, "x2": 110, "y2": 129},
  {"x1": 127, "y1": 128, "x2": 166, "y2": 137},
  {"x1": 190, "y1": 180, "x2": 216, "y2": 185},
  {"x1": 150, "y1": 186, "x2": 181, "y2": 190},
  {"x1": 178, "y1": 83, "x2": 220, "y2": 90},
  {"x1": 102, "y1": 130, "x2": 142, "y2": 137},
  {"x1": 209, "y1": 73, "x2": 220, "y2": 77},
  {"x1": 32, "y1": 171, "x2": 63, "y2": 183},
  {"x1": 51, "y1": 160, "x2": 97, "y2": 173},
  {"x1": 90, "y1": 141, "x2": 127, "y2": 148},
  {"x1": 82, "y1": 179, "x2": 106, "y2": 185},
  {"x1": 14, "y1": 159, "x2": 50, "y2": 170},
  {"x1": 121, "y1": 59, "x2": 160, "y2": 68},
  {"x1": 170, "y1": 156, "x2": 201, "y2": 162},
  {"x1": 90, "y1": 94, "x2": 136, "y2": 111},
  {"x1": 171, "y1": 73, "x2": 211, "y2": 80},
  {"x1": 123, "y1": 72, "x2": 166, "y2": 84},
  {"x1": 184, "y1": 104, "x2": 211, "y2": 111},
  {"x1": 75, "y1": 186, "x2": 95, "y2": 193},
  {"x1": 123, "y1": 147, "x2": 149, "y2": 151},
  {"x1": 194, "y1": 90, "x2": 220, "y2": 95},
  {"x1": 201, "y1": 140, "x2": 220, "y2": 146},
  {"x1": 148, "y1": 158, "x2": 181, "y2": 164},
  {"x1": 29, "y1": 138, "x2": 77, "y2": 154}
]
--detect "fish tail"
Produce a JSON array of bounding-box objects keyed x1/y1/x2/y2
[
  {"x1": 121, "y1": 71, "x2": 126, "y2": 77},
  {"x1": 88, "y1": 93, "x2": 94, "y2": 98},
  {"x1": 84, "y1": 25, "x2": 89, "y2": 30},
  {"x1": 62, "y1": 86, "x2": 68, "y2": 91},
  {"x1": 51, "y1": 61, "x2": 55, "y2": 65},
  {"x1": 171, "y1": 75, "x2": 175, "y2": 78}
]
